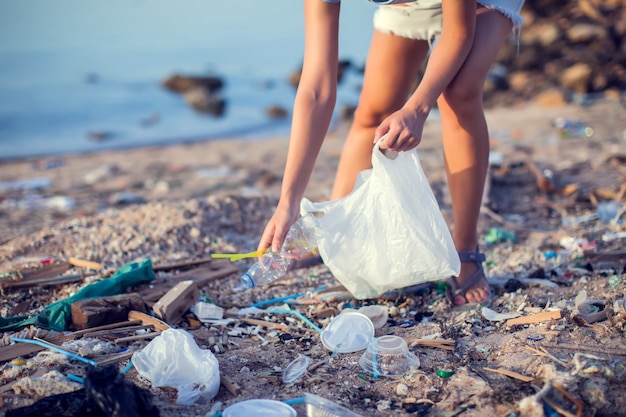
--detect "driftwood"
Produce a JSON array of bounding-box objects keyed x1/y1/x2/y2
[
  {"x1": 71, "y1": 293, "x2": 148, "y2": 330},
  {"x1": 152, "y1": 280, "x2": 199, "y2": 324},
  {"x1": 137, "y1": 261, "x2": 239, "y2": 303}
]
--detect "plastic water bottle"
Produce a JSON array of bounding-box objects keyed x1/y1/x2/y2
[
  {"x1": 240, "y1": 214, "x2": 318, "y2": 289},
  {"x1": 281, "y1": 213, "x2": 319, "y2": 259},
  {"x1": 240, "y1": 250, "x2": 290, "y2": 289}
]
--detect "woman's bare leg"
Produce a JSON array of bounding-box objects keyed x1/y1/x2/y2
[
  {"x1": 330, "y1": 31, "x2": 430, "y2": 199},
  {"x1": 438, "y1": 8, "x2": 513, "y2": 304}
]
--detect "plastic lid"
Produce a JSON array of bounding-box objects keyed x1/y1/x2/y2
[
  {"x1": 320, "y1": 311, "x2": 374, "y2": 353},
  {"x1": 240, "y1": 273, "x2": 255, "y2": 289},
  {"x1": 223, "y1": 399, "x2": 297, "y2": 417},
  {"x1": 282, "y1": 355, "x2": 312, "y2": 384}
]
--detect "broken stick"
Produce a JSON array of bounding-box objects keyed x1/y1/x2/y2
[{"x1": 506, "y1": 310, "x2": 562, "y2": 326}]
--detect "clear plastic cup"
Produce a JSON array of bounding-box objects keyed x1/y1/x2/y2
[
  {"x1": 359, "y1": 335, "x2": 419, "y2": 377},
  {"x1": 282, "y1": 354, "x2": 312, "y2": 384},
  {"x1": 320, "y1": 311, "x2": 375, "y2": 354},
  {"x1": 223, "y1": 399, "x2": 297, "y2": 417}
]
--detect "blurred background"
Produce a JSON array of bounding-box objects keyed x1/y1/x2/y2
[
  {"x1": 1, "y1": 0, "x2": 625, "y2": 160},
  {"x1": 0, "y1": 0, "x2": 375, "y2": 159}
]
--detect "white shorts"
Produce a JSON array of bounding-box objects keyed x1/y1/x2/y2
[{"x1": 373, "y1": 0, "x2": 525, "y2": 42}]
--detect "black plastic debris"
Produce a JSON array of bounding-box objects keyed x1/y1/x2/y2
[{"x1": 6, "y1": 365, "x2": 160, "y2": 417}]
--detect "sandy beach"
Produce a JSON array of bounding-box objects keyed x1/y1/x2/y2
[{"x1": 1, "y1": 97, "x2": 626, "y2": 417}]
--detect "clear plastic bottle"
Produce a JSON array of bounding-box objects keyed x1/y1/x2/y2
[
  {"x1": 281, "y1": 213, "x2": 319, "y2": 259},
  {"x1": 240, "y1": 250, "x2": 289, "y2": 289},
  {"x1": 240, "y1": 214, "x2": 318, "y2": 289}
]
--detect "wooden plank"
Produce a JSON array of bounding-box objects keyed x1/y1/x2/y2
[
  {"x1": 0, "y1": 320, "x2": 141, "y2": 363},
  {"x1": 137, "y1": 261, "x2": 239, "y2": 302},
  {"x1": 114, "y1": 331, "x2": 161, "y2": 344},
  {"x1": 584, "y1": 250, "x2": 626, "y2": 263},
  {"x1": 483, "y1": 367, "x2": 535, "y2": 382},
  {"x1": 71, "y1": 293, "x2": 148, "y2": 330},
  {"x1": 152, "y1": 256, "x2": 218, "y2": 272},
  {"x1": 95, "y1": 351, "x2": 134, "y2": 366},
  {"x1": 128, "y1": 310, "x2": 170, "y2": 331},
  {"x1": 240, "y1": 317, "x2": 291, "y2": 331},
  {"x1": 152, "y1": 280, "x2": 199, "y2": 324},
  {"x1": 506, "y1": 310, "x2": 562, "y2": 326},
  {"x1": 2, "y1": 273, "x2": 85, "y2": 289},
  {"x1": 68, "y1": 257, "x2": 103, "y2": 269},
  {"x1": 83, "y1": 324, "x2": 154, "y2": 338},
  {"x1": 220, "y1": 374, "x2": 241, "y2": 396},
  {"x1": 405, "y1": 338, "x2": 456, "y2": 351}
]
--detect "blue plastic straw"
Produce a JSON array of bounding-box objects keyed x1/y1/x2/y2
[
  {"x1": 250, "y1": 285, "x2": 327, "y2": 308},
  {"x1": 66, "y1": 373, "x2": 85, "y2": 383},
  {"x1": 251, "y1": 292, "x2": 308, "y2": 308},
  {"x1": 11, "y1": 337, "x2": 98, "y2": 367},
  {"x1": 267, "y1": 309, "x2": 322, "y2": 333},
  {"x1": 120, "y1": 360, "x2": 133, "y2": 374}
]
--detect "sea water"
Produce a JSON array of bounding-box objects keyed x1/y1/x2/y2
[{"x1": 0, "y1": 0, "x2": 375, "y2": 160}]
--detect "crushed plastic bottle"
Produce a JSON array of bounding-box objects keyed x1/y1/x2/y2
[
  {"x1": 240, "y1": 214, "x2": 318, "y2": 289},
  {"x1": 553, "y1": 117, "x2": 593, "y2": 139}
]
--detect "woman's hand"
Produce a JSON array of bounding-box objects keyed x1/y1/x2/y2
[
  {"x1": 374, "y1": 106, "x2": 429, "y2": 152},
  {"x1": 257, "y1": 200, "x2": 300, "y2": 255}
]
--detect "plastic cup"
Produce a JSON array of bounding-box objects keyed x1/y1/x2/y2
[
  {"x1": 282, "y1": 354, "x2": 312, "y2": 384},
  {"x1": 320, "y1": 311, "x2": 374, "y2": 353},
  {"x1": 223, "y1": 399, "x2": 297, "y2": 417},
  {"x1": 359, "y1": 335, "x2": 419, "y2": 377}
]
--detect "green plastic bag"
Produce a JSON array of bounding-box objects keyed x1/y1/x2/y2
[{"x1": 0, "y1": 258, "x2": 155, "y2": 332}]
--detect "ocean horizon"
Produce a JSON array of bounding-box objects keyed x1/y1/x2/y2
[{"x1": 0, "y1": 0, "x2": 376, "y2": 160}]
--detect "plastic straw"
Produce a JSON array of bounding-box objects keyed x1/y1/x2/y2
[
  {"x1": 251, "y1": 285, "x2": 328, "y2": 308},
  {"x1": 11, "y1": 337, "x2": 98, "y2": 367},
  {"x1": 267, "y1": 309, "x2": 322, "y2": 333},
  {"x1": 211, "y1": 248, "x2": 267, "y2": 262}
]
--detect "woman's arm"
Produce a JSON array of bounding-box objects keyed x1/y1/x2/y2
[
  {"x1": 258, "y1": 0, "x2": 340, "y2": 252},
  {"x1": 376, "y1": 0, "x2": 476, "y2": 150}
]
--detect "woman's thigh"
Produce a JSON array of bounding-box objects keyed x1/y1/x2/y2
[{"x1": 355, "y1": 30, "x2": 430, "y2": 125}]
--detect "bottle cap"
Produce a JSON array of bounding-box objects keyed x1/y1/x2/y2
[{"x1": 240, "y1": 273, "x2": 255, "y2": 289}]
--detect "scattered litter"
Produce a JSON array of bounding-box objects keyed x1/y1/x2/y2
[
  {"x1": 481, "y1": 306, "x2": 522, "y2": 322},
  {"x1": 222, "y1": 399, "x2": 296, "y2": 417},
  {"x1": 436, "y1": 369, "x2": 455, "y2": 378},
  {"x1": 320, "y1": 310, "x2": 374, "y2": 354},
  {"x1": 359, "y1": 335, "x2": 419, "y2": 377},
  {"x1": 132, "y1": 328, "x2": 220, "y2": 405},
  {"x1": 304, "y1": 393, "x2": 365, "y2": 417}
]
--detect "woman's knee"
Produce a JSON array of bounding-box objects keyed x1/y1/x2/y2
[
  {"x1": 440, "y1": 79, "x2": 484, "y2": 112},
  {"x1": 352, "y1": 103, "x2": 390, "y2": 129}
]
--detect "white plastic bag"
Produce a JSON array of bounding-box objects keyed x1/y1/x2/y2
[
  {"x1": 131, "y1": 328, "x2": 220, "y2": 405},
  {"x1": 301, "y1": 140, "x2": 460, "y2": 299}
]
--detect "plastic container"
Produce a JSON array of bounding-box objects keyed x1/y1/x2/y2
[
  {"x1": 223, "y1": 399, "x2": 297, "y2": 417},
  {"x1": 359, "y1": 335, "x2": 419, "y2": 377},
  {"x1": 240, "y1": 214, "x2": 319, "y2": 289},
  {"x1": 320, "y1": 311, "x2": 374, "y2": 353}
]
